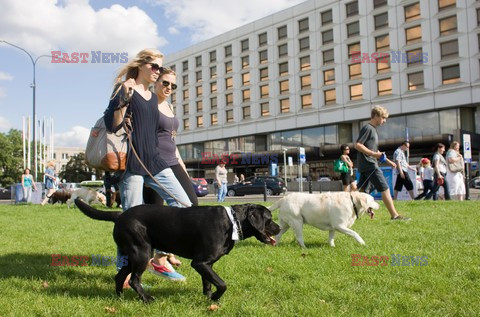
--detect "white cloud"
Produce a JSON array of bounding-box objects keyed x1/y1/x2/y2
[
  {"x1": 0, "y1": 87, "x2": 6, "y2": 98},
  {"x1": 0, "y1": 0, "x2": 167, "y2": 57},
  {"x1": 168, "y1": 26, "x2": 180, "y2": 35},
  {"x1": 0, "y1": 116, "x2": 12, "y2": 132},
  {"x1": 150, "y1": 0, "x2": 307, "y2": 43},
  {"x1": 0, "y1": 72, "x2": 13, "y2": 81},
  {"x1": 54, "y1": 125, "x2": 90, "y2": 148}
]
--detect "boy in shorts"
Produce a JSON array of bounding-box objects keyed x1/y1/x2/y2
[{"x1": 355, "y1": 105, "x2": 410, "y2": 220}]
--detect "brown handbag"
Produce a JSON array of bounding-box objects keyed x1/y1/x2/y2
[{"x1": 447, "y1": 150, "x2": 464, "y2": 173}]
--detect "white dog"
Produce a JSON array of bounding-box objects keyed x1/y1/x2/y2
[
  {"x1": 67, "y1": 188, "x2": 107, "y2": 208},
  {"x1": 269, "y1": 192, "x2": 379, "y2": 247}
]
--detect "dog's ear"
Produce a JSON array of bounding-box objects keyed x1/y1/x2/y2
[
  {"x1": 246, "y1": 205, "x2": 265, "y2": 233},
  {"x1": 354, "y1": 192, "x2": 369, "y2": 211}
]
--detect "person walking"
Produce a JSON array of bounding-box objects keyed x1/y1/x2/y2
[
  {"x1": 21, "y1": 168, "x2": 37, "y2": 203},
  {"x1": 415, "y1": 158, "x2": 434, "y2": 200},
  {"x1": 424, "y1": 143, "x2": 450, "y2": 200},
  {"x1": 41, "y1": 160, "x2": 57, "y2": 205},
  {"x1": 339, "y1": 144, "x2": 357, "y2": 192},
  {"x1": 215, "y1": 160, "x2": 228, "y2": 202},
  {"x1": 354, "y1": 105, "x2": 410, "y2": 220},
  {"x1": 446, "y1": 141, "x2": 465, "y2": 200},
  {"x1": 393, "y1": 141, "x2": 415, "y2": 200}
]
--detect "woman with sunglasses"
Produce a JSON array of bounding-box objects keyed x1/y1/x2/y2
[
  {"x1": 104, "y1": 49, "x2": 192, "y2": 285},
  {"x1": 339, "y1": 144, "x2": 357, "y2": 192},
  {"x1": 143, "y1": 68, "x2": 198, "y2": 274}
]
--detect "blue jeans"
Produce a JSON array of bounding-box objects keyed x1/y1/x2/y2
[{"x1": 217, "y1": 182, "x2": 227, "y2": 202}]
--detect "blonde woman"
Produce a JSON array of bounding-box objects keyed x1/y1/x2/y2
[
  {"x1": 446, "y1": 141, "x2": 465, "y2": 200},
  {"x1": 41, "y1": 160, "x2": 57, "y2": 205}
]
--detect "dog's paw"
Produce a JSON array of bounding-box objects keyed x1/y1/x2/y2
[{"x1": 141, "y1": 294, "x2": 155, "y2": 303}]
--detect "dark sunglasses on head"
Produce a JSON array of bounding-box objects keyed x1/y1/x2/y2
[
  {"x1": 161, "y1": 80, "x2": 177, "y2": 90},
  {"x1": 148, "y1": 63, "x2": 164, "y2": 73}
]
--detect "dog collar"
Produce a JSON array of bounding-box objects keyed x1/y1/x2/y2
[
  {"x1": 350, "y1": 194, "x2": 359, "y2": 219},
  {"x1": 224, "y1": 206, "x2": 243, "y2": 241}
]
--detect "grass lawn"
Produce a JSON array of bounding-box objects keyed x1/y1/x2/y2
[{"x1": 0, "y1": 200, "x2": 478, "y2": 316}]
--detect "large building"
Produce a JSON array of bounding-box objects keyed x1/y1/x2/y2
[{"x1": 165, "y1": 0, "x2": 480, "y2": 180}]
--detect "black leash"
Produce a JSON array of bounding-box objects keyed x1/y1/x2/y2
[{"x1": 350, "y1": 193, "x2": 359, "y2": 219}]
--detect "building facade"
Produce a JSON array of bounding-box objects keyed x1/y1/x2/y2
[{"x1": 164, "y1": 0, "x2": 480, "y2": 180}]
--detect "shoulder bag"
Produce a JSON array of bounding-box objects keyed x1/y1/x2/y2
[{"x1": 446, "y1": 150, "x2": 464, "y2": 173}]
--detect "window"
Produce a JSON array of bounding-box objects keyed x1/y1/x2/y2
[
  {"x1": 301, "y1": 94, "x2": 312, "y2": 109},
  {"x1": 408, "y1": 71, "x2": 424, "y2": 90},
  {"x1": 225, "y1": 77, "x2": 233, "y2": 89},
  {"x1": 347, "y1": 21, "x2": 360, "y2": 37},
  {"x1": 225, "y1": 45, "x2": 232, "y2": 57},
  {"x1": 210, "y1": 66, "x2": 217, "y2": 79},
  {"x1": 375, "y1": 34, "x2": 389, "y2": 52},
  {"x1": 299, "y1": 37, "x2": 310, "y2": 51},
  {"x1": 346, "y1": 1, "x2": 358, "y2": 17},
  {"x1": 439, "y1": 16, "x2": 457, "y2": 36},
  {"x1": 183, "y1": 89, "x2": 189, "y2": 100},
  {"x1": 299, "y1": 18, "x2": 309, "y2": 33},
  {"x1": 196, "y1": 70, "x2": 202, "y2": 82},
  {"x1": 350, "y1": 84, "x2": 363, "y2": 100},
  {"x1": 182, "y1": 60, "x2": 188, "y2": 72},
  {"x1": 241, "y1": 56, "x2": 249, "y2": 69},
  {"x1": 321, "y1": 9, "x2": 333, "y2": 25},
  {"x1": 377, "y1": 55, "x2": 391, "y2": 74},
  {"x1": 261, "y1": 102, "x2": 270, "y2": 116},
  {"x1": 279, "y1": 80, "x2": 289, "y2": 94},
  {"x1": 442, "y1": 64, "x2": 460, "y2": 84},
  {"x1": 183, "y1": 104, "x2": 189, "y2": 115},
  {"x1": 183, "y1": 118, "x2": 189, "y2": 130},
  {"x1": 196, "y1": 85, "x2": 202, "y2": 97},
  {"x1": 438, "y1": 0, "x2": 456, "y2": 11},
  {"x1": 259, "y1": 50, "x2": 268, "y2": 64},
  {"x1": 323, "y1": 49, "x2": 334, "y2": 65},
  {"x1": 211, "y1": 113, "x2": 218, "y2": 125},
  {"x1": 324, "y1": 89, "x2": 336, "y2": 104},
  {"x1": 226, "y1": 110, "x2": 234, "y2": 123},
  {"x1": 260, "y1": 85, "x2": 269, "y2": 98},
  {"x1": 324, "y1": 69, "x2": 335, "y2": 85},
  {"x1": 407, "y1": 48, "x2": 423, "y2": 66},
  {"x1": 195, "y1": 56, "x2": 201, "y2": 67},
  {"x1": 405, "y1": 3, "x2": 421, "y2": 22},
  {"x1": 242, "y1": 73, "x2": 250, "y2": 85},
  {"x1": 225, "y1": 61, "x2": 233, "y2": 73},
  {"x1": 170, "y1": 65, "x2": 176, "y2": 72},
  {"x1": 182, "y1": 75, "x2": 189, "y2": 86},
  {"x1": 242, "y1": 106, "x2": 251, "y2": 119},
  {"x1": 278, "y1": 25, "x2": 287, "y2": 40},
  {"x1": 377, "y1": 78, "x2": 392, "y2": 96},
  {"x1": 280, "y1": 99, "x2": 290, "y2": 113},
  {"x1": 374, "y1": 12, "x2": 388, "y2": 29},
  {"x1": 209, "y1": 50, "x2": 216, "y2": 63},
  {"x1": 210, "y1": 97, "x2": 217, "y2": 109},
  {"x1": 349, "y1": 63, "x2": 362, "y2": 79},
  {"x1": 242, "y1": 89, "x2": 250, "y2": 102},
  {"x1": 210, "y1": 82, "x2": 217, "y2": 93},
  {"x1": 241, "y1": 39, "x2": 249, "y2": 52},
  {"x1": 300, "y1": 55, "x2": 311, "y2": 71},
  {"x1": 322, "y1": 30, "x2": 333, "y2": 44},
  {"x1": 348, "y1": 42, "x2": 361, "y2": 57},
  {"x1": 477, "y1": 8, "x2": 480, "y2": 26},
  {"x1": 278, "y1": 44, "x2": 288, "y2": 57},
  {"x1": 279, "y1": 62, "x2": 289, "y2": 76},
  {"x1": 374, "y1": 0, "x2": 387, "y2": 8},
  {"x1": 196, "y1": 100, "x2": 203, "y2": 112},
  {"x1": 440, "y1": 40, "x2": 458, "y2": 59},
  {"x1": 259, "y1": 32, "x2": 267, "y2": 46},
  {"x1": 260, "y1": 68, "x2": 269, "y2": 81},
  {"x1": 406, "y1": 26, "x2": 422, "y2": 45},
  {"x1": 301, "y1": 75, "x2": 311, "y2": 89},
  {"x1": 226, "y1": 93, "x2": 233, "y2": 105}
]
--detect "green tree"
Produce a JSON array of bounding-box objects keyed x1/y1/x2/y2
[
  {"x1": 59, "y1": 152, "x2": 97, "y2": 183},
  {"x1": 0, "y1": 129, "x2": 23, "y2": 186}
]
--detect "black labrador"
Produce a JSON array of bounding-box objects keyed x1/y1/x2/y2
[{"x1": 74, "y1": 199, "x2": 280, "y2": 302}]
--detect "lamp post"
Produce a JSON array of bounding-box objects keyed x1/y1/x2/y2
[
  {"x1": 282, "y1": 148, "x2": 288, "y2": 189},
  {"x1": 0, "y1": 40, "x2": 52, "y2": 181}
]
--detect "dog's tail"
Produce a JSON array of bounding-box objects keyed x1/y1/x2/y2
[
  {"x1": 74, "y1": 198, "x2": 121, "y2": 222},
  {"x1": 268, "y1": 198, "x2": 283, "y2": 211}
]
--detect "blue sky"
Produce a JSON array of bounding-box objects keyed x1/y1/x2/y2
[{"x1": 0, "y1": 0, "x2": 306, "y2": 147}]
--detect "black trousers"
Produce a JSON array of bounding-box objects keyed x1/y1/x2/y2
[{"x1": 425, "y1": 172, "x2": 450, "y2": 200}]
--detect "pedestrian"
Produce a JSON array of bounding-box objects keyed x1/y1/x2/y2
[
  {"x1": 424, "y1": 143, "x2": 450, "y2": 200},
  {"x1": 339, "y1": 144, "x2": 357, "y2": 192},
  {"x1": 446, "y1": 141, "x2": 465, "y2": 200},
  {"x1": 393, "y1": 141, "x2": 415, "y2": 200},
  {"x1": 414, "y1": 158, "x2": 434, "y2": 200},
  {"x1": 41, "y1": 160, "x2": 57, "y2": 205},
  {"x1": 215, "y1": 160, "x2": 228, "y2": 202},
  {"x1": 104, "y1": 48, "x2": 192, "y2": 285},
  {"x1": 21, "y1": 168, "x2": 37, "y2": 203},
  {"x1": 354, "y1": 105, "x2": 410, "y2": 220}
]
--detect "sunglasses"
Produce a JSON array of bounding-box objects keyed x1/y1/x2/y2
[
  {"x1": 161, "y1": 80, "x2": 177, "y2": 90},
  {"x1": 148, "y1": 63, "x2": 164, "y2": 73}
]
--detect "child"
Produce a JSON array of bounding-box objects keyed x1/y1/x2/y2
[{"x1": 415, "y1": 158, "x2": 434, "y2": 200}]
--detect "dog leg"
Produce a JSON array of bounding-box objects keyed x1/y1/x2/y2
[
  {"x1": 202, "y1": 276, "x2": 212, "y2": 298},
  {"x1": 128, "y1": 249, "x2": 154, "y2": 303},
  {"x1": 335, "y1": 227, "x2": 365, "y2": 245},
  {"x1": 290, "y1": 221, "x2": 307, "y2": 248},
  {"x1": 191, "y1": 261, "x2": 226, "y2": 301},
  {"x1": 328, "y1": 230, "x2": 336, "y2": 247},
  {"x1": 275, "y1": 218, "x2": 290, "y2": 245},
  {"x1": 115, "y1": 266, "x2": 131, "y2": 296}
]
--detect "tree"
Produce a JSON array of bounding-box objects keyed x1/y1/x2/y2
[
  {"x1": 59, "y1": 152, "x2": 98, "y2": 183},
  {"x1": 0, "y1": 129, "x2": 23, "y2": 187}
]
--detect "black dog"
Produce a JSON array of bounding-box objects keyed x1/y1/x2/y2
[{"x1": 74, "y1": 199, "x2": 280, "y2": 302}]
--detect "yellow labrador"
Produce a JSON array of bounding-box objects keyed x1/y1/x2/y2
[
  {"x1": 67, "y1": 188, "x2": 106, "y2": 208},
  {"x1": 269, "y1": 192, "x2": 379, "y2": 247}
]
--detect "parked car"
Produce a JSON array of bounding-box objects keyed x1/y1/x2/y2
[
  {"x1": 192, "y1": 178, "x2": 209, "y2": 197},
  {"x1": 0, "y1": 187, "x2": 12, "y2": 200},
  {"x1": 227, "y1": 176, "x2": 286, "y2": 196},
  {"x1": 470, "y1": 176, "x2": 480, "y2": 189}
]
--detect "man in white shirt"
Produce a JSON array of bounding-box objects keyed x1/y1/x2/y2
[{"x1": 393, "y1": 141, "x2": 415, "y2": 200}]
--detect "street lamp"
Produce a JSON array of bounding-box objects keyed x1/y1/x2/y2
[
  {"x1": 1, "y1": 40, "x2": 53, "y2": 181},
  {"x1": 282, "y1": 148, "x2": 288, "y2": 189}
]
